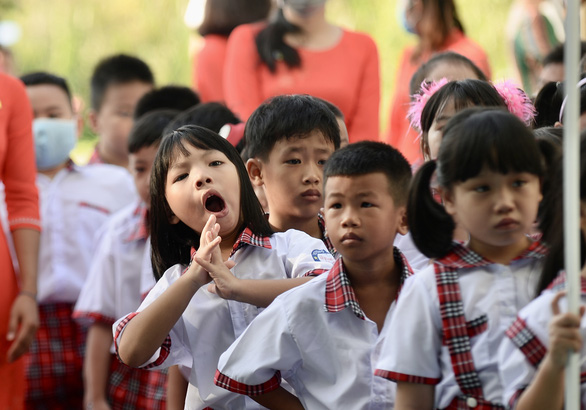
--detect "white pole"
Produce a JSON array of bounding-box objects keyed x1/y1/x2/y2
[{"x1": 564, "y1": 0, "x2": 581, "y2": 409}]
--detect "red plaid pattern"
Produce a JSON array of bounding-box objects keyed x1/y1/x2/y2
[
  {"x1": 114, "y1": 312, "x2": 172, "y2": 369},
  {"x1": 214, "y1": 369, "x2": 281, "y2": 396},
  {"x1": 79, "y1": 201, "x2": 111, "y2": 215},
  {"x1": 304, "y1": 268, "x2": 329, "y2": 277},
  {"x1": 325, "y1": 248, "x2": 413, "y2": 320},
  {"x1": 108, "y1": 357, "x2": 167, "y2": 409},
  {"x1": 230, "y1": 227, "x2": 272, "y2": 256},
  {"x1": 317, "y1": 210, "x2": 337, "y2": 257},
  {"x1": 126, "y1": 202, "x2": 149, "y2": 242},
  {"x1": 505, "y1": 317, "x2": 547, "y2": 367},
  {"x1": 446, "y1": 396, "x2": 505, "y2": 409},
  {"x1": 25, "y1": 303, "x2": 86, "y2": 409},
  {"x1": 373, "y1": 370, "x2": 440, "y2": 385},
  {"x1": 547, "y1": 270, "x2": 586, "y2": 293}
]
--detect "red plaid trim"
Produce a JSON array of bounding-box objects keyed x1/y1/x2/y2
[
  {"x1": 445, "y1": 395, "x2": 505, "y2": 409},
  {"x1": 108, "y1": 357, "x2": 167, "y2": 408},
  {"x1": 317, "y1": 210, "x2": 337, "y2": 257},
  {"x1": 72, "y1": 311, "x2": 116, "y2": 326},
  {"x1": 126, "y1": 202, "x2": 149, "y2": 242},
  {"x1": 508, "y1": 389, "x2": 525, "y2": 409},
  {"x1": 505, "y1": 317, "x2": 547, "y2": 367},
  {"x1": 441, "y1": 315, "x2": 488, "y2": 346},
  {"x1": 25, "y1": 303, "x2": 85, "y2": 408},
  {"x1": 373, "y1": 370, "x2": 440, "y2": 385},
  {"x1": 214, "y1": 369, "x2": 281, "y2": 396},
  {"x1": 435, "y1": 266, "x2": 484, "y2": 398},
  {"x1": 304, "y1": 268, "x2": 328, "y2": 277},
  {"x1": 113, "y1": 312, "x2": 172, "y2": 369},
  {"x1": 325, "y1": 248, "x2": 413, "y2": 319},
  {"x1": 230, "y1": 227, "x2": 272, "y2": 256},
  {"x1": 87, "y1": 147, "x2": 103, "y2": 165},
  {"x1": 547, "y1": 271, "x2": 586, "y2": 294},
  {"x1": 79, "y1": 201, "x2": 111, "y2": 215}
]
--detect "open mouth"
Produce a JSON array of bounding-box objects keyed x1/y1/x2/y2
[{"x1": 205, "y1": 194, "x2": 226, "y2": 213}]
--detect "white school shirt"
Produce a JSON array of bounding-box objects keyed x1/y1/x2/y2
[
  {"x1": 73, "y1": 201, "x2": 148, "y2": 353},
  {"x1": 113, "y1": 228, "x2": 335, "y2": 410},
  {"x1": 215, "y1": 249, "x2": 413, "y2": 410},
  {"x1": 375, "y1": 241, "x2": 546, "y2": 408},
  {"x1": 139, "y1": 237, "x2": 157, "y2": 299},
  {"x1": 37, "y1": 162, "x2": 136, "y2": 304},
  {"x1": 394, "y1": 231, "x2": 429, "y2": 272},
  {"x1": 498, "y1": 272, "x2": 586, "y2": 408}
]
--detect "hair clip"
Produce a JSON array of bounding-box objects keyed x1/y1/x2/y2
[
  {"x1": 407, "y1": 77, "x2": 449, "y2": 133},
  {"x1": 493, "y1": 79, "x2": 536, "y2": 126},
  {"x1": 559, "y1": 77, "x2": 586, "y2": 123}
]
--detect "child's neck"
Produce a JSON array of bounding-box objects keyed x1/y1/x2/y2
[
  {"x1": 98, "y1": 145, "x2": 128, "y2": 169},
  {"x1": 468, "y1": 236, "x2": 531, "y2": 265},
  {"x1": 219, "y1": 227, "x2": 243, "y2": 261},
  {"x1": 268, "y1": 213, "x2": 321, "y2": 240},
  {"x1": 39, "y1": 162, "x2": 68, "y2": 180}
]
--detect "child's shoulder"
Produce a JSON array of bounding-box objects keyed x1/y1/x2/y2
[
  {"x1": 100, "y1": 201, "x2": 144, "y2": 237},
  {"x1": 78, "y1": 163, "x2": 133, "y2": 185},
  {"x1": 269, "y1": 228, "x2": 335, "y2": 263}
]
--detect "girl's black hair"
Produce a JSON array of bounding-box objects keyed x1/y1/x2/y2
[
  {"x1": 150, "y1": 125, "x2": 273, "y2": 279},
  {"x1": 198, "y1": 0, "x2": 272, "y2": 37},
  {"x1": 534, "y1": 75, "x2": 586, "y2": 128},
  {"x1": 420, "y1": 79, "x2": 507, "y2": 158},
  {"x1": 255, "y1": 7, "x2": 302, "y2": 72},
  {"x1": 537, "y1": 132, "x2": 586, "y2": 294},
  {"x1": 409, "y1": 108, "x2": 544, "y2": 259}
]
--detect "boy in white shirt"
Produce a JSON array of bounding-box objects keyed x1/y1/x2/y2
[
  {"x1": 20, "y1": 72, "x2": 137, "y2": 407},
  {"x1": 215, "y1": 141, "x2": 414, "y2": 409}
]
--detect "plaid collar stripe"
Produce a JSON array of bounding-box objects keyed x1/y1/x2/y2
[
  {"x1": 230, "y1": 227, "x2": 272, "y2": 257},
  {"x1": 547, "y1": 271, "x2": 586, "y2": 294},
  {"x1": 505, "y1": 316, "x2": 546, "y2": 367},
  {"x1": 317, "y1": 210, "x2": 337, "y2": 257},
  {"x1": 126, "y1": 203, "x2": 149, "y2": 242},
  {"x1": 324, "y1": 248, "x2": 413, "y2": 320}
]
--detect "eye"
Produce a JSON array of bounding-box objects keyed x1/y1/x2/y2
[
  {"x1": 285, "y1": 159, "x2": 301, "y2": 165},
  {"x1": 173, "y1": 173, "x2": 188, "y2": 183},
  {"x1": 317, "y1": 159, "x2": 327, "y2": 166},
  {"x1": 512, "y1": 179, "x2": 527, "y2": 188},
  {"x1": 117, "y1": 110, "x2": 132, "y2": 117},
  {"x1": 209, "y1": 160, "x2": 223, "y2": 167},
  {"x1": 134, "y1": 167, "x2": 146, "y2": 174},
  {"x1": 361, "y1": 202, "x2": 373, "y2": 208},
  {"x1": 329, "y1": 203, "x2": 342, "y2": 209},
  {"x1": 473, "y1": 185, "x2": 489, "y2": 193}
]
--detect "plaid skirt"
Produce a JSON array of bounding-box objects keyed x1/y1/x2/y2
[
  {"x1": 109, "y1": 358, "x2": 167, "y2": 409},
  {"x1": 24, "y1": 302, "x2": 85, "y2": 409}
]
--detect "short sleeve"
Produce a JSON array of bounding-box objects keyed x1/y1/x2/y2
[
  {"x1": 282, "y1": 230, "x2": 335, "y2": 278},
  {"x1": 375, "y1": 268, "x2": 443, "y2": 384},
  {"x1": 216, "y1": 297, "x2": 301, "y2": 395}
]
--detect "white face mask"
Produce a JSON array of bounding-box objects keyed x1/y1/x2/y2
[
  {"x1": 33, "y1": 118, "x2": 76, "y2": 171},
  {"x1": 282, "y1": 0, "x2": 327, "y2": 17}
]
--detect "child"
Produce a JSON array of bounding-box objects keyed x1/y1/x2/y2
[
  {"x1": 88, "y1": 54, "x2": 154, "y2": 167},
  {"x1": 20, "y1": 72, "x2": 137, "y2": 407},
  {"x1": 214, "y1": 141, "x2": 414, "y2": 408},
  {"x1": 375, "y1": 108, "x2": 546, "y2": 408},
  {"x1": 73, "y1": 110, "x2": 178, "y2": 409},
  {"x1": 244, "y1": 94, "x2": 340, "y2": 245},
  {"x1": 316, "y1": 97, "x2": 349, "y2": 147},
  {"x1": 134, "y1": 85, "x2": 200, "y2": 119},
  {"x1": 113, "y1": 125, "x2": 335, "y2": 409},
  {"x1": 498, "y1": 134, "x2": 586, "y2": 409}
]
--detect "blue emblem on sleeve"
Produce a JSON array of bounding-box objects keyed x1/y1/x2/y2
[{"x1": 312, "y1": 249, "x2": 331, "y2": 262}]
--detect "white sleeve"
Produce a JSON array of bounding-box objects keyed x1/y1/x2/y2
[
  {"x1": 375, "y1": 267, "x2": 443, "y2": 384},
  {"x1": 139, "y1": 238, "x2": 156, "y2": 298},
  {"x1": 281, "y1": 229, "x2": 335, "y2": 278},
  {"x1": 216, "y1": 297, "x2": 301, "y2": 395}
]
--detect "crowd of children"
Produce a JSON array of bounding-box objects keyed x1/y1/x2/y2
[{"x1": 4, "y1": 1, "x2": 586, "y2": 409}]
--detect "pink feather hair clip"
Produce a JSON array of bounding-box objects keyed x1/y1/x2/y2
[{"x1": 407, "y1": 78, "x2": 536, "y2": 134}]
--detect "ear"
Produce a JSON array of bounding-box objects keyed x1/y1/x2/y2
[
  {"x1": 88, "y1": 109, "x2": 99, "y2": 134},
  {"x1": 396, "y1": 206, "x2": 409, "y2": 236},
  {"x1": 440, "y1": 187, "x2": 457, "y2": 217},
  {"x1": 246, "y1": 158, "x2": 264, "y2": 187},
  {"x1": 554, "y1": 121, "x2": 563, "y2": 128}
]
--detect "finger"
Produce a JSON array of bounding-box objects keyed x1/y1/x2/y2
[
  {"x1": 6, "y1": 308, "x2": 18, "y2": 342},
  {"x1": 580, "y1": 305, "x2": 585, "y2": 317},
  {"x1": 200, "y1": 215, "x2": 217, "y2": 245},
  {"x1": 551, "y1": 312, "x2": 582, "y2": 328},
  {"x1": 224, "y1": 260, "x2": 236, "y2": 269},
  {"x1": 551, "y1": 291, "x2": 566, "y2": 316},
  {"x1": 194, "y1": 256, "x2": 214, "y2": 272},
  {"x1": 7, "y1": 324, "x2": 33, "y2": 362},
  {"x1": 207, "y1": 282, "x2": 217, "y2": 294}
]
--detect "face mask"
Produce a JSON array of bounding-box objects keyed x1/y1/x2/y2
[
  {"x1": 283, "y1": 0, "x2": 327, "y2": 18},
  {"x1": 33, "y1": 118, "x2": 76, "y2": 171},
  {"x1": 398, "y1": 0, "x2": 419, "y2": 35}
]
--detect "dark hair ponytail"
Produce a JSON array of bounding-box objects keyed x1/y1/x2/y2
[
  {"x1": 407, "y1": 160, "x2": 455, "y2": 258},
  {"x1": 255, "y1": 8, "x2": 301, "y2": 72}
]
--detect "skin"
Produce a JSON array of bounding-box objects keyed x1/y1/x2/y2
[
  {"x1": 282, "y1": 1, "x2": 342, "y2": 51},
  {"x1": 537, "y1": 62, "x2": 564, "y2": 92},
  {"x1": 425, "y1": 98, "x2": 457, "y2": 161},
  {"x1": 425, "y1": 62, "x2": 482, "y2": 84},
  {"x1": 128, "y1": 144, "x2": 159, "y2": 208},
  {"x1": 247, "y1": 131, "x2": 335, "y2": 239},
  {"x1": 89, "y1": 81, "x2": 153, "y2": 169},
  {"x1": 336, "y1": 117, "x2": 349, "y2": 147}
]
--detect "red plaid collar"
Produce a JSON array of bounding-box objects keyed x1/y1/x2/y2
[
  {"x1": 324, "y1": 248, "x2": 414, "y2": 320},
  {"x1": 436, "y1": 239, "x2": 548, "y2": 270},
  {"x1": 317, "y1": 210, "x2": 337, "y2": 257},
  {"x1": 188, "y1": 226, "x2": 272, "y2": 260},
  {"x1": 125, "y1": 202, "x2": 149, "y2": 242},
  {"x1": 87, "y1": 147, "x2": 103, "y2": 165},
  {"x1": 547, "y1": 271, "x2": 586, "y2": 294}
]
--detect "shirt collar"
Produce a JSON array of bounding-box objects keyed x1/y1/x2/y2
[
  {"x1": 230, "y1": 226, "x2": 272, "y2": 257},
  {"x1": 436, "y1": 238, "x2": 548, "y2": 270},
  {"x1": 125, "y1": 202, "x2": 149, "y2": 242},
  {"x1": 547, "y1": 271, "x2": 586, "y2": 295},
  {"x1": 324, "y1": 247, "x2": 414, "y2": 320}
]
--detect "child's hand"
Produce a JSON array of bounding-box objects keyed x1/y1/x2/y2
[
  {"x1": 184, "y1": 215, "x2": 221, "y2": 287},
  {"x1": 544, "y1": 291, "x2": 585, "y2": 370},
  {"x1": 193, "y1": 243, "x2": 239, "y2": 301}
]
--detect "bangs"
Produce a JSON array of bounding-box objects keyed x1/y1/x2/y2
[{"x1": 438, "y1": 109, "x2": 544, "y2": 187}]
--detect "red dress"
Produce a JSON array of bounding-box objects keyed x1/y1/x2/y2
[
  {"x1": 384, "y1": 29, "x2": 491, "y2": 166},
  {"x1": 224, "y1": 23, "x2": 380, "y2": 143},
  {"x1": 193, "y1": 34, "x2": 229, "y2": 103},
  {"x1": 0, "y1": 73, "x2": 40, "y2": 409}
]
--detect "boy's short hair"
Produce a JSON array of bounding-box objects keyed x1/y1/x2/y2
[
  {"x1": 543, "y1": 41, "x2": 586, "y2": 67},
  {"x1": 20, "y1": 71, "x2": 72, "y2": 103},
  {"x1": 128, "y1": 109, "x2": 179, "y2": 154},
  {"x1": 315, "y1": 97, "x2": 344, "y2": 120},
  {"x1": 245, "y1": 94, "x2": 340, "y2": 160},
  {"x1": 134, "y1": 86, "x2": 200, "y2": 119},
  {"x1": 91, "y1": 54, "x2": 154, "y2": 111},
  {"x1": 324, "y1": 141, "x2": 412, "y2": 206}
]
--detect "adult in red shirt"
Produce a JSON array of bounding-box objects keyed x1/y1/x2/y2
[
  {"x1": 224, "y1": 0, "x2": 380, "y2": 143},
  {"x1": 386, "y1": 0, "x2": 491, "y2": 166},
  {"x1": 192, "y1": 0, "x2": 272, "y2": 103},
  {"x1": 0, "y1": 73, "x2": 40, "y2": 409}
]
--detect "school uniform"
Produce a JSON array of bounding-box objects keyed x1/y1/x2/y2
[
  {"x1": 113, "y1": 228, "x2": 334, "y2": 410},
  {"x1": 215, "y1": 248, "x2": 413, "y2": 409},
  {"x1": 499, "y1": 272, "x2": 586, "y2": 408},
  {"x1": 375, "y1": 240, "x2": 547, "y2": 409},
  {"x1": 25, "y1": 162, "x2": 136, "y2": 408},
  {"x1": 73, "y1": 201, "x2": 167, "y2": 409}
]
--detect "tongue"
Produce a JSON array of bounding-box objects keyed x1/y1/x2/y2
[{"x1": 205, "y1": 195, "x2": 225, "y2": 213}]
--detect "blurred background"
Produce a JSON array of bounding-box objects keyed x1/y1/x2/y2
[{"x1": 0, "y1": 0, "x2": 554, "y2": 160}]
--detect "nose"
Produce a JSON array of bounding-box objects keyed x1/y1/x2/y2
[
  {"x1": 341, "y1": 209, "x2": 359, "y2": 228},
  {"x1": 303, "y1": 163, "x2": 321, "y2": 185},
  {"x1": 194, "y1": 172, "x2": 212, "y2": 189},
  {"x1": 495, "y1": 186, "x2": 515, "y2": 213}
]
